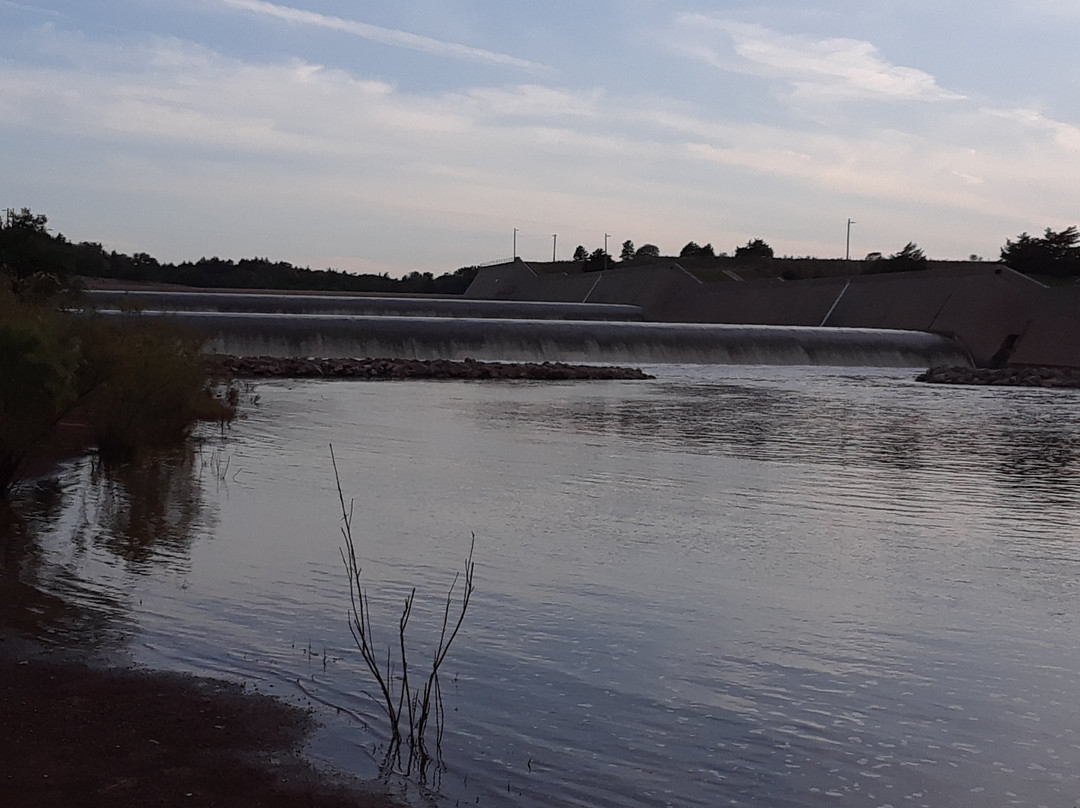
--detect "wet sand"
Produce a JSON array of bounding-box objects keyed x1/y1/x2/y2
[{"x1": 0, "y1": 641, "x2": 402, "y2": 808}]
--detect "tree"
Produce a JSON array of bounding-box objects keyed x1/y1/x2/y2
[
  {"x1": 886, "y1": 242, "x2": 928, "y2": 270},
  {"x1": 583, "y1": 248, "x2": 611, "y2": 272},
  {"x1": 1001, "y1": 226, "x2": 1080, "y2": 277},
  {"x1": 619, "y1": 240, "x2": 635, "y2": 262},
  {"x1": 572, "y1": 245, "x2": 588, "y2": 262},
  {"x1": 734, "y1": 238, "x2": 774, "y2": 261},
  {"x1": 679, "y1": 241, "x2": 716, "y2": 259},
  {"x1": 0, "y1": 207, "x2": 74, "y2": 280},
  {"x1": 634, "y1": 243, "x2": 661, "y2": 261},
  {"x1": 3, "y1": 208, "x2": 48, "y2": 235},
  {"x1": 862, "y1": 242, "x2": 929, "y2": 274}
]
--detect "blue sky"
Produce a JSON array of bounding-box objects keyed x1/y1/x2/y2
[{"x1": 2, "y1": 0, "x2": 1079, "y2": 275}]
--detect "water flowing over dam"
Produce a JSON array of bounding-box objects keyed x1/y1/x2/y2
[
  {"x1": 84, "y1": 290, "x2": 643, "y2": 321},
  {"x1": 105, "y1": 303, "x2": 969, "y2": 367}
]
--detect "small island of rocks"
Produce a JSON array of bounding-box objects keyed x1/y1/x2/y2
[
  {"x1": 208, "y1": 355, "x2": 654, "y2": 381},
  {"x1": 917, "y1": 365, "x2": 1080, "y2": 389}
]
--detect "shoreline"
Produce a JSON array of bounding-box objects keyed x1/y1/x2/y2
[{"x1": 0, "y1": 635, "x2": 402, "y2": 808}]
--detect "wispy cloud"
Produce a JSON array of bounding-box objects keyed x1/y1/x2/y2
[
  {"x1": 219, "y1": 0, "x2": 552, "y2": 74},
  {"x1": 983, "y1": 106, "x2": 1080, "y2": 151},
  {"x1": 1020, "y1": 0, "x2": 1080, "y2": 18},
  {"x1": 3, "y1": 22, "x2": 1079, "y2": 268},
  {"x1": 0, "y1": 0, "x2": 60, "y2": 14},
  {"x1": 451, "y1": 84, "x2": 602, "y2": 119},
  {"x1": 675, "y1": 16, "x2": 964, "y2": 103}
]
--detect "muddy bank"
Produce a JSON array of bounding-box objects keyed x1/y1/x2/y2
[
  {"x1": 0, "y1": 647, "x2": 399, "y2": 808},
  {"x1": 917, "y1": 365, "x2": 1080, "y2": 389},
  {"x1": 208, "y1": 354, "x2": 654, "y2": 380}
]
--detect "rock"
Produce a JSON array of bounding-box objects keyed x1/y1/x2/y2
[
  {"x1": 206, "y1": 355, "x2": 653, "y2": 381},
  {"x1": 917, "y1": 365, "x2": 1080, "y2": 389}
]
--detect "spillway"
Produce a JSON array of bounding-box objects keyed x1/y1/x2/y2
[
  {"x1": 112, "y1": 310, "x2": 970, "y2": 368},
  {"x1": 84, "y1": 290, "x2": 643, "y2": 321}
]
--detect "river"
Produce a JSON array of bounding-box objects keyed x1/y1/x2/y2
[{"x1": 17, "y1": 364, "x2": 1080, "y2": 807}]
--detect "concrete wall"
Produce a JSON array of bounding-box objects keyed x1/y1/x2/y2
[{"x1": 465, "y1": 261, "x2": 1080, "y2": 367}]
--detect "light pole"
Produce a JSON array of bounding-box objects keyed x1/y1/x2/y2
[
  {"x1": 552, "y1": 234, "x2": 557, "y2": 263},
  {"x1": 604, "y1": 233, "x2": 611, "y2": 271},
  {"x1": 846, "y1": 219, "x2": 856, "y2": 261},
  {"x1": 513, "y1": 228, "x2": 518, "y2": 260}
]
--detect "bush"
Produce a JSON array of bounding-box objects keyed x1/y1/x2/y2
[
  {"x1": 0, "y1": 282, "x2": 82, "y2": 492},
  {"x1": 75, "y1": 315, "x2": 235, "y2": 458},
  {"x1": 734, "y1": 238, "x2": 774, "y2": 261},
  {"x1": 0, "y1": 277, "x2": 236, "y2": 493}
]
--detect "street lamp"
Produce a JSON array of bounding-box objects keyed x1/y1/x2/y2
[
  {"x1": 846, "y1": 219, "x2": 856, "y2": 261},
  {"x1": 604, "y1": 233, "x2": 611, "y2": 271},
  {"x1": 552, "y1": 234, "x2": 557, "y2": 263},
  {"x1": 513, "y1": 228, "x2": 518, "y2": 260}
]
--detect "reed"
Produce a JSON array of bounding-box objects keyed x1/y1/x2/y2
[{"x1": 331, "y1": 445, "x2": 475, "y2": 774}]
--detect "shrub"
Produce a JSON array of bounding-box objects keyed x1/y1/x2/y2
[
  {"x1": 0, "y1": 282, "x2": 81, "y2": 492},
  {"x1": 75, "y1": 315, "x2": 235, "y2": 458},
  {"x1": 0, "y1": 277, "x2": 236, "y2": 493}
]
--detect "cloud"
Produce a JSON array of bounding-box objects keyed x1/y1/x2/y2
[
  {"x1": 218, "y1": 0, "x2": 551, "y2": 74},
  {"x1": 0, "y1": 36, "x2": 473, "y2": 157},
  {"x1": 675, "y1": 16, "x2": 964, "y2": 103},
  {"x1": 450, "y1": 85, "x2": 602, "y2": 119},
  {"x1": 0, "y1": 1, "x2": 61, "y2": 15},
  {"x1": 4, "y1": 24, "x2": 1080, "y2": 268},
  {"x1": 983, "y1": 106, "x2": 1080, "y2": 151},
  {"x1": 1019, "y1": 0, "x2": 1080, "y2": 17}
]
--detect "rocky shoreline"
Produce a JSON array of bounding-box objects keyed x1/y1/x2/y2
[
  {"x1": 917, "y1": 365, "x2": 1080, "y2": 389},
  {"x1": 208, "y1": 355, "x2": 654, "y2": 380}
]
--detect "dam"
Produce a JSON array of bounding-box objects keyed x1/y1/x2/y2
[
  {"x1": 89, "y1": 290, "x2": 969, "y2": 367},
  {"x1": 84, "y1": 290, "x2": 644, "y2": 321}
]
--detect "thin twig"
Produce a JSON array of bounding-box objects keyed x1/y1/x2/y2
[{"x1": 331, "y1": 445, "x2": 474, "y2": 774}]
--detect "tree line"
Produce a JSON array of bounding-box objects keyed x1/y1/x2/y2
[
  {"x1": 0, "y1": 208, "x2": 478, "y2": 294},
  {"x1": 5, "y1": 208, "x2": 1080, "y2": 288},
  {"x1": 568, "y1": 227, "x2": 1080, "y2": 279},
  {"x1": 569, "y1": 236, "x2": 929, "y2": 272}
]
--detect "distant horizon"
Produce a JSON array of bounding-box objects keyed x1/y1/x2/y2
[
  {"x1": 3, "y1": 1, "x2": 1079, "y2": 276},
  {"x1": 11, "y1": 205, "x2": 1013, "y2": 280}
]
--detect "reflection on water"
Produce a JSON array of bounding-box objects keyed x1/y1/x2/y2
[
  {"x1": 81, "y1": 449, "x2": 209, "y2": 571},
  {"x1": 0, "y1": 446, "x2": 215, "y2": 649},
  {"x1": 481, "y1": 375, "x2": 1080, "y2": 510},
  {"x1": 0, "y1": 475, "x2": 129, "y2": 645},
  {"x1": 4, "y1": 365, "x2": 1080, "y2": 808}
]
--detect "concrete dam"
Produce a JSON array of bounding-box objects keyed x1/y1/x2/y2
[
  {"x1": 85, "y1": 290, "x2": 643, "y2": 322},
  {"x1": 88, "y1": 290, "x2": 969, "y2": 368},
  {"x1": 462, "y1": 259, "x2": 1080, "y2": 368}
]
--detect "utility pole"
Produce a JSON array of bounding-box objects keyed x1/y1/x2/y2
[
  {"x1": 552, "y1": 234, "x2": 557, "y2": 263},
  {"x1": 604, "y1": 233, "x2": 611, "y2": 271},
  {"x1": 846, "y1": 219, "x2": 856, "y2": 261},
  {"x1": 513, "y1": 228, "x2": 518, "y2": 260}
]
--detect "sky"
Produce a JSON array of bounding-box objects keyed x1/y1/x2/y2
[{"x1": 2, "y1": 1, "x2": 1080, "y2": 276}]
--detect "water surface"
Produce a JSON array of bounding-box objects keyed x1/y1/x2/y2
[{"x1": 21, "y1": 365, "x2": 1080, "y2": 807}]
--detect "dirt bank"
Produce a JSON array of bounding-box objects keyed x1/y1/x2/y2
[{"x1": 0, "y1": 640, "x2": 402, "y2": 808}]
